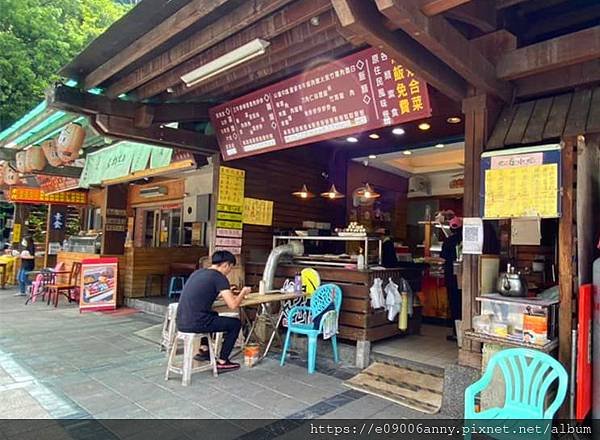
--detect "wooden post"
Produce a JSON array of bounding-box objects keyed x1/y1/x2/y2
[
  {"x1": 558, "y1": 138, "x2": 576, "y2": 377},
  {"x1": 459, "y1": 93, "x2": 500, "y2": 369},
  {"x1": 208, "y1": 153, "x2": 221, "y2": 257},
  {"x1": 102, "y1": 184, "x2": 128, "y2": 255}
]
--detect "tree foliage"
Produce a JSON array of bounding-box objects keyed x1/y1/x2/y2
[{"x1": 0, "y1": 0, "x2": 130, "y2": 130}]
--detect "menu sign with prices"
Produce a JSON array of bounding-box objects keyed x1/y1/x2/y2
[
  {"x1": 8, "y1": 186, "x2": 87, "y2": 205},
  {"x1": 215, "y1": 166, "x2": 245, "y2": 255},
  {"x1": 210, "y1": 47, "x2": 431, "y2": 160},
  {"x1": 480, "y1": 145, "x2": 561, "y2": 219},
  {"x1": 243, "y1": 198, "x2": 274, "y2": 226}
]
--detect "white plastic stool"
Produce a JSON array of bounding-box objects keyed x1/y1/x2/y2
[
  {"x1": 165, "y1": 332, "x2": 218, "y2": 385},
  {"x1": 160, "y1": 303, "x2": 178, "y2": 354}
]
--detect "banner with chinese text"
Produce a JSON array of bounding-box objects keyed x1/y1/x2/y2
[
  {"x1": 243, "y1": 197, "x2": 273, "y2": 226},
  {"x1": 215, "y1": 166, "x2": 245, "y2": 255},
  {"x1": 210, "y1": 47, "x2": 431, "y2": 160}
]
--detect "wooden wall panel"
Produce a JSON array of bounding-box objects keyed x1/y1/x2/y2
[
  {"x1": 129, "y1": 178, "x2": 185, "y2": 207},
  {"x1": 228, "y1": 146, "x2": 344, "y2": 262}
]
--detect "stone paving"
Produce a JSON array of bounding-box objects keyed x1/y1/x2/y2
[{"x1": 0, "y1": 287, "x2": 449, "y2": 437}]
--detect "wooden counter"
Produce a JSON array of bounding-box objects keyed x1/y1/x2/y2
[{"x1": 245, "y1": 263, "x2": 424, "y2": 342}]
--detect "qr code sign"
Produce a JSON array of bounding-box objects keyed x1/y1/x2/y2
[{"x1": 464, "y1": 226, "x2": 479, "y2": 242}]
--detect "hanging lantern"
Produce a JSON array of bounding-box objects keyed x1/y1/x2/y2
[
  {"x1": 15, "y1": 151, "x2": 29, "y2": 173},
  {"x1": 320, "y1": 184, "x2": 345, "y2": 200},
  {"x1": 355, "y1": 183, "x2": 380, "y2": 199},
  {"x1": 292, "y1": 184, "x2": 314, "y2": 199},
  {"x1": 25, "y1": 145, "x2": 47, "y2": 171},
  {"x1": 56, "y1": 123, "x2": 85, "y2": 164},
  {"x1": 0, "y1": 163, "x2": 5, "y2": 186},
  {"x1": 42, "y1": 139, "x2": 63, "y2": 167},
  {"x1": 4, "y1": 164, "x2": 20, "y2": 186}
]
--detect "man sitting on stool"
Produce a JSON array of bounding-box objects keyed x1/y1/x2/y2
[{"x1": 176, "y1": 250, "x2": 250, "y2": 373}]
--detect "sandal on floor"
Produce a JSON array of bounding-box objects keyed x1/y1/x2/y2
[{"x1": 217, "y1": 360, "x2": 240, "y2": 373}]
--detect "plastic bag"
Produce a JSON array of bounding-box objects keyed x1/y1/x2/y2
[
  {"x1": 384, "y1": 278, "x2": 401, "y2": 321},
  {"x1": 369, "y1": 277, "x2": 385, "y2": 309}
]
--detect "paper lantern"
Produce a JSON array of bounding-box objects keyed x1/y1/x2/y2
[
  {"x1": 4, "y1": 164, "x2": 20, "y2": 185},
  {"x1": 42, "y1": 139, "x2": 63, "y2": 167},
  {"x1": 0, "y1": 163, "x2": 5, "y2": 186},
  {"x1": 15, "y1": 151, "x2": 29, "y2": 173},
  {"x1": 25, "y1": 146, "x2": 47, "y2": 171},
  {"x1": 56, "y1": 123, "x2": 85, "y2": 163}
]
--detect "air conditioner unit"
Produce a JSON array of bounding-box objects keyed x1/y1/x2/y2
[
  {"x1": 183, "y1": 194, "x2": 211, "y2": 223},
  {"x1": 139, "y1": 186, "x2": 167, "y2": 198},
  {"x1": 408, "y1": 175, "x2": 431, "y2": 195}
]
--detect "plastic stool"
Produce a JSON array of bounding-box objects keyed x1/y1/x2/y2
[
  {"x1": 168, "y1": 276, "x2": 185, "y2": 299},
  {"x1": 165, "y1": 332, "x2": 218, "y2": 385},
  {"x1": 160, "y1": 303, "x2": 179, "y2": 354}
]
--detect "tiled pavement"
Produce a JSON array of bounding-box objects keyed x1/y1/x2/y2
[{"x1": 0, "y1": 288, "x2": 450, "y2": 437}]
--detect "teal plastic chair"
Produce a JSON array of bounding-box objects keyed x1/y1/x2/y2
[
  {"x1": 280, "y1": 284, "x2": 342, "y2": 374},
  {"x1": 464, "y1": 348, "x2": 567, "y2": 439}
]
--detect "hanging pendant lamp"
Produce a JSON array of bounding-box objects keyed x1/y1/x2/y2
[
  {"x1": 356, "y1": 182, "x2": 380, "y2": 199},
  {"x1": 321, "y1": 184, "x2": 345, "y2": 200},
  {"x1": 292, "y1": 184, "x2": 314, "y2": 199}
]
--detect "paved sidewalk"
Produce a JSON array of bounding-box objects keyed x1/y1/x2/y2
[{"x1": 0, "y1": 288, "x2": 445, "y2": 433}]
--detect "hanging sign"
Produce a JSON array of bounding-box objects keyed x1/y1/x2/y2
[
  {"x1": 243, "y1": 198, "x2": 273, "y2": 226},
  {"x1": 51, "y1": 212, "x2": 65, "y2": 231},
  {"x1": 480, "y1": 144, "x2": 561, "y2": 219},
  {"x1": 210, "y1": 46, "x2": 431, "y2": 160},
  {"x1": 215, "y1": 166, "x2": 245, "y2": 254},
  {"x1": 80, "y1": 258, "x2": 118, "y2": 312},
  {"x1": 36, "y1": 175, "x2": 80, "y2": 194},
  {"x1": 7, "y1": 187, "x2": 87, "y2": 205}
]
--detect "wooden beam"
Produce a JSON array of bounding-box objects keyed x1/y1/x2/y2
[
  {"x1": 446, "y1": 0, "x2": 496, "y2": 33},
  {"x1": 47, "y1": 84, "x2": 211, "y2": 123},
  {"x1": 375, "y1": 0, "x2": 511, "y2": 101},
  {"x1": 496, "y1": 0, "x2": 527, "y2": 9},
  {"x1": 523, "y1": 3, "x2": 600, "y2": 43},
  {"x1": 31, "y1": 166, "x2": 82, "y2": 178},
  {"x1": 173, "y1": 11, "x2": 340, "y2": 98},
  {"x1": 134, "y1": 106, "x2": 155, "y2": 129},
  {"x1": 421, "y1": 0, "x2": 470, "y2": 16},
  {"x1": 83, "y1": 0, "x2": 229, "y2": 90},
  {"x1": 470, "y1": 30, "x2": 517, "y2": 65},
  {"x1": 132, "y1": 0, "x2": 332, "y2": 100},
  {"x1": 331, "y1": 0, "x2": 468, "y2": 102},
  {"x1": 515, "y1": 59, "x2": 600, "y2": 98},
  {"x1": 0, "y1": 149, "x2": 16, "y2": 161},
  {"x1": 92, "y1": 114, "x2": 218, "y2": 154},
  {"x1": 497, "y1": 25, "x2": 600, "y2": 80},
  {"x1": 105, "y1": 0, "x2": 297, "y2": 98}
]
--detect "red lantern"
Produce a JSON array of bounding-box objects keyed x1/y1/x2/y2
[
  {"x1": 25, "y1": 146, "x2": 47, "y2": 171},
  {"x1": 56, "y1": 123, "x2": 85, "y2": 163},
  {"x1": 42, "y1": 140, "x2": 63, "y2": 167}
]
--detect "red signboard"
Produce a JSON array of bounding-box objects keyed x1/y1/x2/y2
[
  {"x1": 36, "y1": 175, "x2": 80, "y2": 194},
  {"x1": 210, "y1": 47, "x2": 432, "y2": 160}
]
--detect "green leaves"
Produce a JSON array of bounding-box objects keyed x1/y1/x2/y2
[{"x1": 0, "y1": 0, "x2": 130, "y2": 130}]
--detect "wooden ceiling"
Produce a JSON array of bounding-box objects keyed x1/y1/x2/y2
[{"x1": 58, "y1": 0, "x2": 600, "y2": 123}]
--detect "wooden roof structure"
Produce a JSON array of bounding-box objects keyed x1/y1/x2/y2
[
  {"x1": 488, "y1": 85, "x2": 600, "y2": 149},
  {"x1": 45, "y1": 0, "x2": 600, "y2": 153}
]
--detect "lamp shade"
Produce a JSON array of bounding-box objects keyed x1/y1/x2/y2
[
  {"x1": 321, "y1": 184, "x2": 345, "y2": 199},
  {"x1": 355, "y1": 183, "x2": 380, "y2": 199},
  {"x1": 292, "y1": 184, "x2": 314, "y2": 199}
]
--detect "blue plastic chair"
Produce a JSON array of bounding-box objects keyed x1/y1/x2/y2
[
  {"x1": 464, "y1": 348, "x2": 568, "y2": 439},
  {"x1": 280, "y1": 283, "x2": 342, "y2": 374}
]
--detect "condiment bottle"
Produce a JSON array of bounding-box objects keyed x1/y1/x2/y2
[{"x1": 294, "y1": 272, "x2": 302, "y2": 293}]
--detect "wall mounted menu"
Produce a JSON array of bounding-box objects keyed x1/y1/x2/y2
[
  {"x1": 243, "y1": 197, "x2": 273, "y2": 226},
  {"x1": 210, "y1": 47, "x2": 432, "y2": 160},
  {"x1": 480, "y1": 144, "x2": 561, "y2": 219},
  {"x1": 215, "y1": 166, "x2": 245, "y2": 255}
]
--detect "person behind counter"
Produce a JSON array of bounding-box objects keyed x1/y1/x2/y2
[
  {"x1": 377, "y1": 228, "x2": 399, "y2": 268},
  {"x1": 176, "y1": 250, "x2": 250, "y2": 373},
  {"x1": 15, "y1": 236, "x2": 35, "y2": 297},
  {"x1": 440, "y1": 216, "x2": 463, "y2": 342}
]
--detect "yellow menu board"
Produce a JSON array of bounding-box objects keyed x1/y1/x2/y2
[
  {"x1": 243, "y1": 198, "x2": 274, "y2": 226},
  {"x1": 484, "y1": 163, "x2": 558, "y2": 218},
  {"x1": 217, "y1": 166, "x2": 245, "y2": 206}
]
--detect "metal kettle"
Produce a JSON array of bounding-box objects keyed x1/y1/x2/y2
[{"x1": 496, "y1": 264, "x2": 528, "y2": 297}]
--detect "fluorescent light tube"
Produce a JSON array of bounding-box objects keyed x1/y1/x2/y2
[{"x1": 181, "y1": 38, "x2": 270, "y2": 87}]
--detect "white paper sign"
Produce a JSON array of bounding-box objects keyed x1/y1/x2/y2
[{"x1": 462, "y1": 217, "x2": 483, "y2": 255}]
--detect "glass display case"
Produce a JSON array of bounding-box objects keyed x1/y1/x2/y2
[{"x1": 66, "y1": 232, "x2": 102, "y2": 254}]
